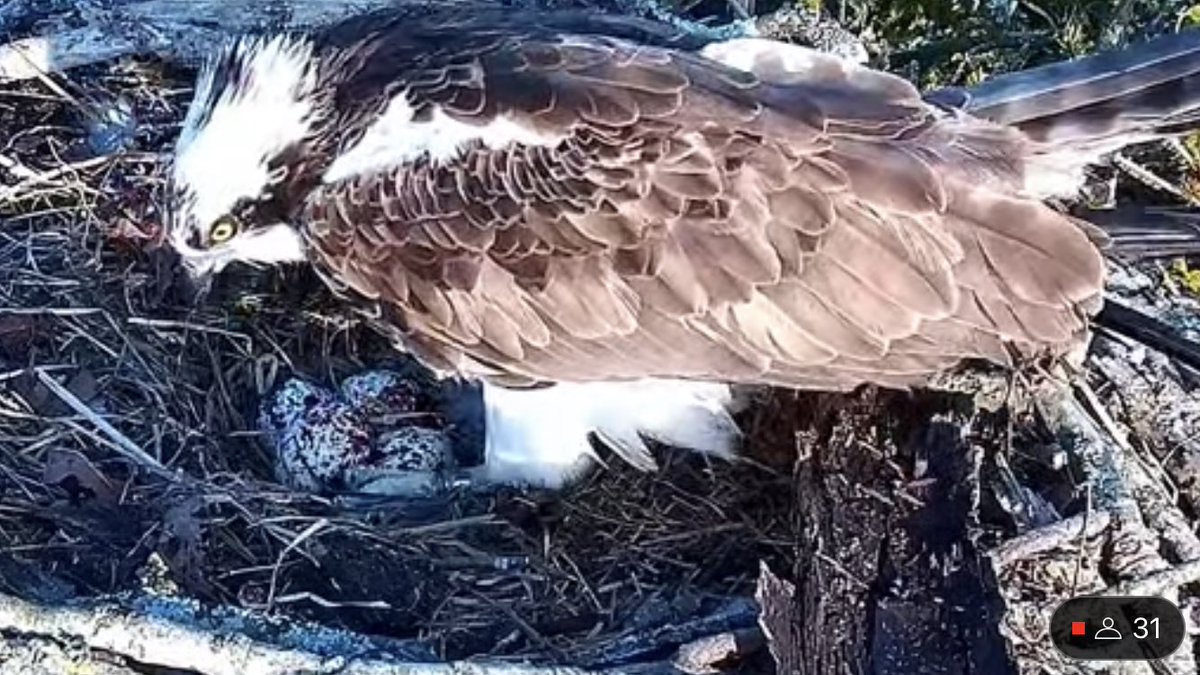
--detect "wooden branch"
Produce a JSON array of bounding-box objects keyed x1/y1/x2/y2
[
  {"x1": 0, "y1": 552, "x2": 756, "y2": 675},
  {"x1": 991, "y1": 385, "x2": 1200, "y2": 673},
  {"x1": 33, "y1": 366, "x2": 172, "y2": 478},
  {"x1": 0, "y1": 588, "x2": 607, "y2": 675},
  {"x1": 0, "y1": 0, "x2": 637, "y2": 83},
  {"x1": 0, "y1": 0, "x2": 404, "y2": 82},
  {"x1": 0, "y1": 0, "x2": 859, "y2": 85},
  {"x1": 989, "y1": 510, "x2": 1113, "y2": 568},
  {"x1": 570, "y1": 597, "x2": 760, "y2": 669}
]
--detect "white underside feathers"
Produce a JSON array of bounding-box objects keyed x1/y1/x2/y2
[
  {"x1": 479, "y1": 378, "x2": 743, "y2": 489},
  {"x1": 323, "y1": 95, "x2": 564, "y2": 183}
]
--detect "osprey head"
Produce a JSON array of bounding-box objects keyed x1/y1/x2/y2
[{"x1": 165, "y1": 32, "x2": 322, "y2": 294}]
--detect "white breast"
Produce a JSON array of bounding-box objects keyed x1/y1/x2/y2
[{"x1": 478, "y1": 378, "x2": 743, "y2": 488}]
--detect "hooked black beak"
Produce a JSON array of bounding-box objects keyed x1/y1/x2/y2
[
  {"x1": 174, "y1": 255, "x2": 216, "y2": 306},
  {"x1": 185, "y1": 267, "x2": 215, "y2": 305},
  {"x1": 151, "y1": 245, "x2": 215, "y2": 308}
]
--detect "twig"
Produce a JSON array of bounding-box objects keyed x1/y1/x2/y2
[
  {"x1": 0, "y1": 152, "x2": 38, "y2": 181},
  {"x1": 1071, "y1": 482, "x2": 1091, "y2": 596},
  {"x1": 33, "y1": 366, "x2": 171, "y2": 478},
  {"x1": 0, "y1": 155, "x2": 115, "y2": 203},
  {"x1": 1096, "y1": 299, "x2": 1200, "y2": 378},
  {"x1": 127, "y1": 317, "x2": 254, "y2": 346},
  {"x1": 990, "y1": 509, "x2": 1112, "y2": 568},
  {"x1": 265, "y1": 517, "x2": 329, "y2": 610},
  {"x1": 1112, "y1": 152, "x2": 1200, "y2": 205},
  {"x1": 572, "y1": 597, "x2": 760, "y2": 669},
  {"x1": 0, "y1": 307, "x2": 102, "y2": 316},
  {"x1": 1115, "y1": 560, "x2": 1200, "y2": 596},
  {"x1": 270, "y1": 592, "x2": 392, "y2": 610}
]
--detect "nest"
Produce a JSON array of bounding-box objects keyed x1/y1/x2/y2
[
  {"x1": 0, "y1": 56, "x2": 1008, "y2": 671},
  {"x1": 0, "y1": 55, "x2": 807, "y2": 671},
  {"x1": 4, "y1": 6, "x2": 1200, "y2": 673}
]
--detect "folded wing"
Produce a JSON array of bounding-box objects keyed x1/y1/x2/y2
[{"x1": 302, "y1": 20, "x2": 1107, "y2": 390}]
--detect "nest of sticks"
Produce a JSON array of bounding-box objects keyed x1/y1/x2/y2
[
  {"x1": 4, "y1": 2, "x2": 1200, "y2": 673},
  {"x1": 0, "y1": 53, "x2": 800, "y2": 671}
]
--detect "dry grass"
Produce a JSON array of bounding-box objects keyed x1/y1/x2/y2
[
  {"x1": 3, "y1": 4, "x2": 1200, "y2": 672},
  {"x1": 0, "y1": 56, "x2": 803, "y2": 667}
]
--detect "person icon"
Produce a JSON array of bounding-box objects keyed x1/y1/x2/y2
[{"x1": 1095, "y1": 617, "x2": 1122, "y2": 640}]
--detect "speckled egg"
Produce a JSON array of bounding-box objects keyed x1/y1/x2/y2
[
  {"x1": 340, "y1": 370, "x2": 422, "y2": 421},
  {"x1": 268, "y1": 400, "x2": 372, "y2": 492},
  {"x1": 376, "y1": 426, "x2": 451, "y2": 472},
  {"x1": 258, "y1": 371, "x2": 452, "y2": 494},
  {"x1": 257, "y1": 378, "x2": 337, "y2": 436}
]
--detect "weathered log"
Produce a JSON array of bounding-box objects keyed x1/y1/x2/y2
[
  {"x1": 752, "y1": 390, "x2": 1015, "y2": 675},
  {"x1": 0, "y1": 0, "x2": 868, "y2": 84}
]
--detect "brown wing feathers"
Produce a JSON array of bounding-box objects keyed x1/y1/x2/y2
[{"x1": 303, "y1": 24, "x2": 1106, "y2": 390}]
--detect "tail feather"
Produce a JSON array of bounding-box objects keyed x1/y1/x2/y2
[
  {"x1": 926, "y1": 29, "x2": 1200, "y2": 147},
  {"x1": 1081, "y1": 204, "x2": 1200, "y2": 259},
  {"x1": 1096, "y1": 300, "x2": 1200, "y2": 375}
]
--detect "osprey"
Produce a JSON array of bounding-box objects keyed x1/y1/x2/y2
[{"x1": 164, "y1": 5, "x2": 1200, "y2": 490}]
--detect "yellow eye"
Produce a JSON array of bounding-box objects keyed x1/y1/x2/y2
[{"x1": 209, "y1": 218, "x2": 238, "y2": 244}]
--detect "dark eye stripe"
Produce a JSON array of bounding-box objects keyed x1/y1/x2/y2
[
  {"x1": 227, "y1": 190, "x2": 290, "y2": 226},
  {"x1": 232, "y1": 199, "x2": 257, "y2": 220}
]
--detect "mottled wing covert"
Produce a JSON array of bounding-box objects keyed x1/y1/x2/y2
[{"x1": 302, "y1": 17, "x2": 1106, "y2": 390}]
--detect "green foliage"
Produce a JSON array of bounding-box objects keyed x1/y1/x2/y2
[
  {"x1": 1182, "y1": 3, "x2": 1200, "y2": 26},
  {"x1": 835, "y1": 0, "x2": 1193, "y2": 87},
  {"x1": 1168, "y1": 258, "x2": 1200, "y2": 296}
]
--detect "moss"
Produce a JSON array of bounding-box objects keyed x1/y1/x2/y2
[
  {"x1": 843, "y1": 0, "x2": 1190, "y2": 87},
  {"x1": 1168, "y1": 258, "x2": 1200, "y2": 297}
]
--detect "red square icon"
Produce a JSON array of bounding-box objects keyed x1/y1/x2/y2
[{"x1": 1072, "y1": 621, "x2": 1087, "y2": 636}]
